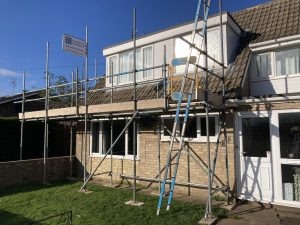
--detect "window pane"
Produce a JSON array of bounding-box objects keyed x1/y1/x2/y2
[
  {"x1": 255, "y1": 54, "x2": 272, "y2": 78},
  {"x1": 112, "y1": 120, "x2": 126, "y2": 155},
  {"x1": 162, "y1": 118, "x2": 174, "y2": 136},
  {"x1": 200, "y1": 117, "x2": 216, "y2": 137},
  {"x1": 119, "y1": 51, "x2": 132, "y2": 84},
  {"x1": 279, "y1": 113, "x2": 300, "y2": 159},
  {"x1": 143, "y1": 46, "x2": 153, "y2": 79},
  {"x1": 108, "y1": 56, "x2": 118, "y2": 85},
  {"x1": 92, "y1": 123, "x2": 100, "y2": 153},
  {"x1": 136, "y1": 49, "x2": 142, "y2": 81},
  {"x1": 102, "y1": 121, "x2": 111, "y2": 154},
  {"x1": 184, "y1": 117, "x2": 197, "y2": 138},
  {"x1": 282, "y1": 164, "x2": 300, "y2": 201},
  {"x1": 128, "y1": 123, "x2": 135, "y2": 155},
  {"x1": 276, "y1": 48, "x2": 300, "y2": 76},
  {"x1": 242, "y1": 117, "x2": 270, "y2": 157}
]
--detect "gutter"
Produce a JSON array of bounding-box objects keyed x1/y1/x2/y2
[
  {"x1": 249, "y1": 34, "x2": 300, "y2": 52},
  {"x1": 228, "y1": 95, "x2": 300, "y2": 105}
]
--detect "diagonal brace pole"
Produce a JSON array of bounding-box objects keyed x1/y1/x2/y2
[{"x1": 80, "y1": 111, "x2": 138, "y2": 191}]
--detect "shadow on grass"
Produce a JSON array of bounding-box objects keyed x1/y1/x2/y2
[
  {"x1": 0, "y1": 209, "x2": 35, "y2": 225},
  {"x1": 0, "y1": 179, "x2": 79, "y2": 198}
]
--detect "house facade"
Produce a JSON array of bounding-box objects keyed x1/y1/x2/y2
[{"x1": 19, "y1": 0, "x2": 300, "y2": 208}]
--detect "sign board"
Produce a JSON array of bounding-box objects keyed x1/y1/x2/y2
[
  {"x1": 62, "y1": 34, "x2": 87, "y2": 57},
  {"x1": 171, "y1": 56, "x2": 197, "y2": 66}
]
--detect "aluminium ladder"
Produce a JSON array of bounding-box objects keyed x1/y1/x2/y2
[{"x1": 156, "y1": 0, "x2": 212, "y2": 215}]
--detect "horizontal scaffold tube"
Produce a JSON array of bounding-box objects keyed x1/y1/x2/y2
[{"x1": 117, "y1": 174, "x2": 224, "y2": 191}]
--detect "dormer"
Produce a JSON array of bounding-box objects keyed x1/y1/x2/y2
[{"x1": 102, "y1": 13, "x2": 241, "y2": 87}]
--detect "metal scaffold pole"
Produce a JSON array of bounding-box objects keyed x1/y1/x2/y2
[
  {"x1": 110, "y1": 117, "x2": 113, "y2": 186},
  {"x1": 132, "y1": 7, "x2": 137, "y2": 203},
  {"x1": 219, "y1": 0, "x2": 230, "y2": 205},
  {"x1": 157, "y1": 119, "x2": 161, "y2": 193},
  {"x1": 19, "y1": 70, "x2": 26, "y2": 160},
  {"x1": 43, "y1": 41, "x2": 49, "y2": 185},
  {"x1": 70, "y1": 122, "x2": 73, "y2": 177},
  {"x1": 83, "y1": 26, "x2": 89, "y2": 185},
  {"x1": 203, "y1": 0, "x2": 212, "y2": 219}
]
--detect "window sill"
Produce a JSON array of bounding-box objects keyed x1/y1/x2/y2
[
  {"x1": 252, "y1": 74, "x2": 300, "y2": 82},
  {"x1": 89, "y1": 154, "x2": 139, "y2": 161},
  {"x1": 160, "y1": 137, "x2": 218, "y2": 143}
]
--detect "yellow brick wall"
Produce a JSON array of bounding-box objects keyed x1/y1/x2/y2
[{"x1": 75, "y1": 114, "x2": 236, "y2": 197}]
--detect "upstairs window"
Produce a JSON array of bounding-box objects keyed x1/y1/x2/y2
[
  {"x1": 255, "y1": 53, "x2": 272, "y2": 79},
  {"x1": 107, "y1": 45, "x2": 153, "y2": 86},
  {"x1": 276, "y1": 48, "x2": 300, "y2": 76},
  {"x1": 252, "y1": 47, "x2": 300, "y2": 80}
]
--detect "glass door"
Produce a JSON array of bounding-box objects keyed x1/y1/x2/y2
[{"x1": 278, "y1": 112, "x2": 300, "y2": 203}]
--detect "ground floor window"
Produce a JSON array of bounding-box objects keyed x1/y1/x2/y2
[
  {"x1": 90, "y1": 119, "x2": 137, "y2": 157},
  {"x1": 161, "y1": 114, "x2": 218, "y2": 141}
]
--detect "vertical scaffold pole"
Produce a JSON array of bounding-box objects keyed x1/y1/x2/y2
[
  {"x1": 20, "y1": 70, "x2": 26, "y2": 160},
  {"x1": 157, "y1": 119, "x2": 161, "y2": 193},
  {"x1": 76, "y1": 67, "x2": 79, "y2": 116},
  {"x1": 84, "y1": 26, "x2": 88, "y2": 184},
  {"x1": 43, "y1": 42, "x2": 49, "y2": 185},
  {"x1": 70, "y1": 123, "x2": 73, "y2": 177},
  {"x1": 71, "y1": 72, "x2": 74, "y2": 107},
  {"x1": 219, "y1": 0, "x2": 230, "y2": 205},
  {"x1": 203, "y1": 0, "x2": 212, "y2": 218},
  {"x1": 94, "y1": 58, "x2": 97, "y2": 85},
  {"x1": 132, "y1": 7, "x2": 137, "y2": 203},
  {"x1": 163, "y1": 45, "x2": 167, "y2": 111},
  {"x1": 110, "y1": 116, "x2": 113, "y2": 186}
]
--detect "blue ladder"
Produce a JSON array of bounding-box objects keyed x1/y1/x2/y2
[{"x1": 156, "y1": 0, "x2": 212, "y2": 216}]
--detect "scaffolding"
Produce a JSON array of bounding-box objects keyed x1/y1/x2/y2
[{"x1": 17, "y1": 0, "x2": 232, "y2": 221}]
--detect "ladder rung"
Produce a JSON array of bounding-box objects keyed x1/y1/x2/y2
[
  {"x1": 185, "y1": 77, "x2": 195, "y2": 82},
  {"x1": 202, "y1": 1, "x2": 210, "y2": 9},
  {"x1": 182, "y1": 91, "x2": 193, "y2": 95},
  {"x1": 198, "y1": 16, "x2": 207, "y2": 23},
  {"x1": 197, "y1": 32, "x2": 204, "y2": 38}
]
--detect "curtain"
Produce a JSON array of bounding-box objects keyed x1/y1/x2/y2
[
  {"x1": 276, "y1": 48, "x2": 300, "y2": 76},
  {"x1": 108, "y1": 56, "x2": 118, "y2": 85},
  {"x1": 256, "y1": 54, "x2": 271, "y2": 78},
  {"x1": 119, "y1": 51, "x2": 132, "y2": 84},
  {"x1": 143, "y1": 46, "x2": 153, "y2": 79}
]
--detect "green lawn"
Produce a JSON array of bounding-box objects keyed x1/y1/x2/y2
[{"x1": 0, "y1": 181, "x2": 226, "y2": 225}]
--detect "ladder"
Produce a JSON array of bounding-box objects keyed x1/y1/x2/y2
[{"x1": 156, "y1": 0, "x2": 212, "y2": 216}]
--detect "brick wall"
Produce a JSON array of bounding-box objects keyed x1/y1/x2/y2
[
  {"x1": 0, "y1": 156, "x2": 73, "y2": 186},
  {"x1": 75, "y1": 114, "x2": 236, "y2": 197}
]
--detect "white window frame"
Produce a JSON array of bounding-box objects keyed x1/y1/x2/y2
[
  {"x1": 106, "y1": 45, "x2": 154, "y2": 86},
  {"x1": 106, "y1": 54, "x2": 119, "y2": 86},
  {"x1": 141, "y1": 45, "x2": 154, "y2": 80},
  {"x1": 252, "y1": 46, "x2": 300, "y2": 82},
  {"x1": 160, "y1": 114, "x2": 219, "y2": 142},
  {"x1": 89, "y1": 119, "x2": 139, "y2": 160}
]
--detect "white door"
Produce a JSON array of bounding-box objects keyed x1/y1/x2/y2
[{"x1": 236, "y1": 112, "x2": 274, "y2": 202}]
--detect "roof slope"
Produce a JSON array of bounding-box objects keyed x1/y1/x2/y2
[{"x1": 215, "y1": 0, "x2": 300, "y2": 98}]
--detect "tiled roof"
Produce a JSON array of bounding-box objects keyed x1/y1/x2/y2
[
  {"x1": 232, "y1": 0, "x2": 300, "y2": 43},
  {"x1": 215, "y1": 0, "x2": 300, "y2": 98},
  {"x1": 86, "y1": 79, "x2": 164, "y2": 105},
  {"x1": 87, "y1": 0, "x2": 300, "y2": 105}
]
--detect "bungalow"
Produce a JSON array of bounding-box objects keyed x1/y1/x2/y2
[{"x1": 19, "y1": 0, "x2": 300, "y2": 209}]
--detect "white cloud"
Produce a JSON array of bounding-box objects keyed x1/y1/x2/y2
[{"x1": 0, "y1": 68, "x2": 21, "y2": 77}]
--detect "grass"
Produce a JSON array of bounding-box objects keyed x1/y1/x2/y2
[{"x1": 0, "y1": 181, "x2": 226, "y2": 225}]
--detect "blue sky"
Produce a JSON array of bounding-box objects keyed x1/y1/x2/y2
[{"x1": 0, "y1": 0, "x2": 271, "y2": 96}]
